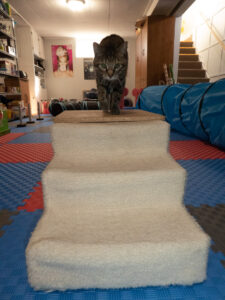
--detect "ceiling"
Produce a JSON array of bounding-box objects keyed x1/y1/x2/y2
[
  {"x1": 8, "y1": 0, "x2": 195, "y2": 39},
  {"x1": 8, "y1": 0, "x2": 150, "y2": 38}
]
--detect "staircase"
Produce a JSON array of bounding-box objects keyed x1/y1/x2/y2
[
  {"x1": 178, "y1": 41, "x2": 209, "y2": 84},
  {"x1": 26, "y1": 110, "x2": 210, "y2": 290}
]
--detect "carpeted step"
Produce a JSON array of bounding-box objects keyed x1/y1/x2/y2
[
  {"x1": 180, "y1": 47, "x2": 196, "y2": 54},
  {"x1": 178, "y1": 77, "x2": 210, "y2": 84},
  {"x1": 43, "y1": 156, "x2": 186, "y2": 210},
  {"x1": 179, "y1": 54, "x2": 199, "y2": 61},
  {"x1": 180, "y1": 41, "x2": 193, "y2": 47},
  {"x1": 51, "y1": 121, "x2": 170, "y2": 163},
  {"x1": 178, "y1": 69, "x2": 206, "y2": 78},
  {"x1": 179, "y1": 61, "x2": 202, "y2": 69},
  {"x1": 26, "y1": 205, "x2": 210, "y2": 290}
]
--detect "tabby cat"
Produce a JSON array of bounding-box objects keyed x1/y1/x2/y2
[{"x1": 93, "y1": 34, "x2": 128, "y2": 114}]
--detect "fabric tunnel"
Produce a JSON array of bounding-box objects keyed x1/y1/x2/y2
[{"x1": 136, "y1": 79, "x2": 225, "y2": 149}]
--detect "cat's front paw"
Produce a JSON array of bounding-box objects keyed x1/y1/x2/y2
[
  {"x1": 99, "y1": 101, "x2": 108, "y2": 112},
  {"x1": 111, "y1": 105, "x2": 120, "y2": 115}
]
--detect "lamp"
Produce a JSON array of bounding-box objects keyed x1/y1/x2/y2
[{"x1": 66, "y1": 0, "x2": 85, "y2": 11}]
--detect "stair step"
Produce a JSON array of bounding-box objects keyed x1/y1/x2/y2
[
  {"x1": 180, "y1": 47, "x2": 196, "y2": 54},
  {"x1": 179, "y1": 61, "x2": 202, "y2": 69},
  {"x1": 179, "y1": 54, "x2": 199, "y2": 61},
  {"x1": 44, "y1": 157, "x2": 186, "y2": 209},
  {"x1": 178, "y1": 69, "x2": 206, "y2": 78},
  {"x1": 180, "y1": 41, "x2": 193, "y2": 47},
  {"x1": 178, "y1": 77, "x2": 210, "y2": 84}
]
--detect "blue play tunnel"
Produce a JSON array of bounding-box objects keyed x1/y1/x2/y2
[{"x1": 136, "y1": 79, "x2": 225, "y2": 149}]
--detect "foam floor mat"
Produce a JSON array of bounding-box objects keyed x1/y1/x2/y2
[{"x1": 0, "y1": 116, "x2": 225, "y2": 300}]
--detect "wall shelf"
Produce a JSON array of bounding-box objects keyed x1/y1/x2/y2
[
  {"x1": 0, "y1": 71, "x2": 19, "y2": 77},
  {"x1": 0, "y1": 29, "x2": 15, "y2": 40},
  {"x1": 0, "y1": 49, "x2": 17, "y2": 59},
  {"x1": 0, "y1": 92, "x2": 21, "y2": 97}
]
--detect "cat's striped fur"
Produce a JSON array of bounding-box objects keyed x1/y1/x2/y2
[{"x1": 93, "y1": 34, "x2": 128, "y2": 114}]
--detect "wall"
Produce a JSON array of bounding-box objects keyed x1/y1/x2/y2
[
  {"x1": 125, "y1": 37, "x2": 136, "y2": 102},
  {"x1": 44, "y1": 37, "x2": 136, "y2": 103},
  {"x1": 181, "y1": 0, "x2": 225, "y2": 82},
  {"x1": 173, "y1": 17, "x2": 182, "y2": 82}
]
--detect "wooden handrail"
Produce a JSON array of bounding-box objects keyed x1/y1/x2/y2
[{"x1": 199, "y1": 11, "x2": 225, "y2": 51}]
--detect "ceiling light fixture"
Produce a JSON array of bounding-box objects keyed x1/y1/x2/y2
[{"x1": 66, "y1": 0, "x2": 85, "y2": 11}]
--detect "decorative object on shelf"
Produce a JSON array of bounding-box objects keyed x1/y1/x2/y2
[
  {"x1": 19, "y1": 70, "x2": 28, "y2": 79},
  {"x1": 51, "y1": 45, "x2": 73, "y2": 78},
  {"x1": 83, "y1": 58, "x2": 96, "y2": 80},
  {"x1": 7, "y1": 45, "x2": 15, "y2": 55}
]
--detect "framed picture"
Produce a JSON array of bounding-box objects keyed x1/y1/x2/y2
[
  {"x1": 52, "y1": 45, "x2": 73, "y2": 78},
  {"x1": 83, "y1": 58, "x2": 96, "y2": 80}
]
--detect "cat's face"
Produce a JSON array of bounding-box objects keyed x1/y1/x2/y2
[
  {"x1": 93, "y1": 42, "x2": 128, "y2": 81},
  {"x1": 96, "y1": 59, "x2": 125, "y2": 80}
]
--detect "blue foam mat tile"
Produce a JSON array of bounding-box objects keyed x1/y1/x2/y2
[
  {"x1": 170, "y1": 129, "x2": 197, "y2": 141},
  {"x1": 9, "y1": 118, "x2": 53, "y2": 134},
  {"x1": 0, "y1": 162, "x2": 48, "y2": 210},
  {"x1": 9, "y1": 133, "x2": 51, "y2": 144},
  {"x1": 177, "y1": 159, "x2": 225, "y2": 207},
  {"x1": 1, "y1": 210, "x2": 225, "y2": 300}
]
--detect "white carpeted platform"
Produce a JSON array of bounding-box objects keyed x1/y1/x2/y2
[{"x1": 26, "y1": 110, "x2": 210, "y2": 290}]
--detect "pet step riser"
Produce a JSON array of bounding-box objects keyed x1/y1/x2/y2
[
  {"x1": 43, "y1": 169, "x2": 186, "y2": 208},
  {"x1": 51, "y1": 121, "x2": 170, "y2": 158},
  {"x1": 26, "y1": 112, "x2": 209, "y2": 290},
  {"x1": 27, "y1": 205, "x2": 210, "y2": 289},
  {"x1": 27, "y1": 244, "x2": 208, "y2": 289}
]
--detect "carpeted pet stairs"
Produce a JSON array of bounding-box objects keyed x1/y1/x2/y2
[{"x1": 26, "y1": 110, "x2": 210, "y2": 291}]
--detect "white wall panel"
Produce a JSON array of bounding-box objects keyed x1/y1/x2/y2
[
  {"x1": 207, "y1": 44, "x2": 223, "y2": 77},
  {"x1": 195, "y1": 23, "x2": 210, "y2": 52}
]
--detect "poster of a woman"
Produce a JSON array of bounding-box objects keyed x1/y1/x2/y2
[{"x1": 52, "y1": 45, "x2": 73, "y2": 77}]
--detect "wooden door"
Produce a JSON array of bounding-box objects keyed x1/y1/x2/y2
[
  {"x1": 135, "y1": 18, "x2": 148, "y2": 89},
  {"x1": 140, "y1": 18, "x2": 148, "y2": 88},
  {"x1": 147, "y1": 16, "x2": 175, "y2": 85},
  {"x1": 135, "y1": 29, "x2": 142, "y2": 88}
]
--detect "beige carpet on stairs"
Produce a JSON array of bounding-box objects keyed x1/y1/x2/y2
[{"x1": 26, "y1": 110, "x2": 210, "y2": 291}]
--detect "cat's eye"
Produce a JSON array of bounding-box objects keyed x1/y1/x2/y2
[
  {"x1": 115, "y1": 63, "x2": 121, "y2": 69},
  {"x1": 100, "y1": 63, "x2": 107, "y2": 69}
]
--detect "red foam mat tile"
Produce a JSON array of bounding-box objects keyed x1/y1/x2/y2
[
  {"x1": 0, "y1": 143, "x2": 54, "y2": 163},
  {"x1": 0, "y1": 133, "x2": 24, "y2": 144},
  {"x1": 170, "y1": 140, "x2": 225, "y2": 160},
  {"x1": 17, "y1": 181, "x2": 43, "y2": 212}
]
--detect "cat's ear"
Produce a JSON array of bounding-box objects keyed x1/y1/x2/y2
[
  {"x1": 93, "y1": 42, "x2": 101, "y2": 56},
  {"x1": 117, "y1": 41, "x2": 128, "y2": 56}
]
